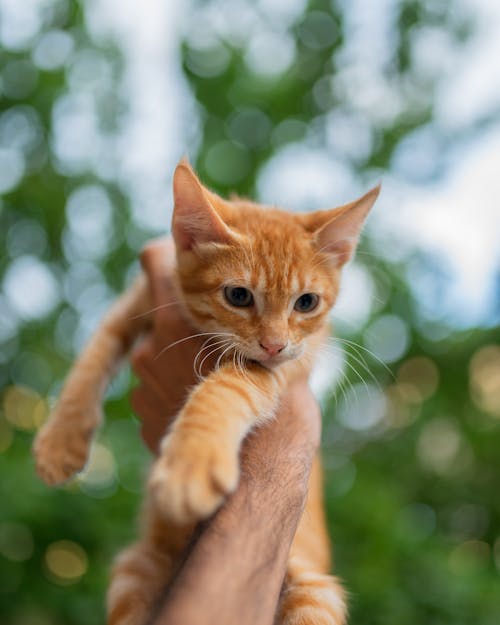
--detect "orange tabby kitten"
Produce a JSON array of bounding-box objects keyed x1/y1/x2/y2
[{"x1": 33, "y1": 160, "x2": 379, "y2": 625}]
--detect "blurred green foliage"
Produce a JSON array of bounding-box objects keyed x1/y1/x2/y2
[{"x1": 1, "y1": 1, "x2": 499, "y2": 624}]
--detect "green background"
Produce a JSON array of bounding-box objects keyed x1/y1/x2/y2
[{"x1": 1, "y1": 1, "x2": 499, "y2": 623}]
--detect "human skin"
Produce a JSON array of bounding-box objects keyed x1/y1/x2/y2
[{"x1": 130, "y1": 239, "x2": 321, "y2": 625}]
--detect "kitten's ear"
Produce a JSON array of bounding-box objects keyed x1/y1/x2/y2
[
  {"x1": 172, "y1": 160, "x2": 234, "y2": 251},
  {"x1": 308, "y1": 185, "x2": 380, "y2": 267}
]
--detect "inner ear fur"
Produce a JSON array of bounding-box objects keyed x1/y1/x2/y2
[{"x1": 302, "y1": 185, "x2": 381, "y2": 267}]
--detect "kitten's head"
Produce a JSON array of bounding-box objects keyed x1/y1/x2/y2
[{"x1": 172, "y1": 160, "x2": 379, "y2": 368}]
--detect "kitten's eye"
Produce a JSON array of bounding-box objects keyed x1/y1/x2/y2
[
  {"x1": 294, "y1": 293, "x2": 319, "y2": 313},
  {"x1": 224, "y1": 286, "x2": 254, "y2": 307}
]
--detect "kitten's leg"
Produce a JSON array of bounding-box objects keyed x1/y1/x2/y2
[
  {"x1": 34, "y1": 275, "x2": 152, "y2": 485},
  {"x1": 107, "y1": 541, "x2": 173, "y2": 625},
  {"x1": 107, "y1": 493, "x2": 194, "y2": 625},
  {"x1": 278, "y1": 454, "x2": 347, "y2": 625},
  {"x1": 149, "y1": 361, "x2": 284, "y2": 524}
]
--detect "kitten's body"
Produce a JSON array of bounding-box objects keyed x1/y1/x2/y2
[{"x1": 34, "y1": 161, "x2": 379, "y2": 625}]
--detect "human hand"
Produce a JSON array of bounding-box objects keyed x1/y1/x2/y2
[{"x1": 130, "y1": 237, "x2": 219, "y2": 453}]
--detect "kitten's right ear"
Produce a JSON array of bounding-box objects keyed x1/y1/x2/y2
[
  {"x1": 304, "y1": 185, "x2": 380, "y2": 267},
  {"x1": 172, "y1": 160, "x2": 234, "y2": 251}
]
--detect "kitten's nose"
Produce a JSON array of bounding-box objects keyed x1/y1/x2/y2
[{"x1": 259, "y1": 341, "x2": 287, "y2": 357}]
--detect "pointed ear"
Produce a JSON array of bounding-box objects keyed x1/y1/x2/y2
[
  {"x1": 172, "y1": 160, "x2": 234, "y2": 251},
  {"x1": 308, "y1": 185, "x2": 380, "y2": 267}
]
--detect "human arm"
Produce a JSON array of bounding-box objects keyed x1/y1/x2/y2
[
  {"x1": 149, "y1": 381, "x2": 320, "y2": 625},
  {"x1": 130, "y1": 238, "x2": 321, "y2": 624}
]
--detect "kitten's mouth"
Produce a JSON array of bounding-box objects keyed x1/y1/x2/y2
[
  {"x1": 253, "y1": 354, "x2": 290, "y2": 369},
  {"x1": 248, "y1": 358, "x2": 280, "y2": 370},
  {"x1": 238, "y1": 347, "x2": 297, "y2": 369}
]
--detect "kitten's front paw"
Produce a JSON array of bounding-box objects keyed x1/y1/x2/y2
[
  {"x1": 149, "y1": 432, "x2": 239, "y2": 524},
  {"x1": 33, "y1": 412, "x2": 93, "y2": 486}
]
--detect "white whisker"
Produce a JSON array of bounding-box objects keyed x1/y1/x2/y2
[
  {"x1": 328, "y1": 339, "x2": 383, "y2": 392},
  {"x1": 193, "y1": 337, "x2": 233, "y2": 379},
  {"x1": 197, "y1": 340, "x2": 233, "y2": 378},
  {"x1": 154, "y1": 332, "x2": 234, "y2": 361},
  {"x1": 129, "y1": 301, "x2": 182, "y2": 320},
  {"x1": 215, "y1": 344, "x2": 235, "y2": 371},
  {"x1": 333, "y1": 337, "x2": 394, "y2": 378}
]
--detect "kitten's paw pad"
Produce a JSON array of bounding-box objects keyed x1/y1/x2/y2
[
  {"x1": 149, "y1": 434, "x2": 239, "y2": 524},
  {"x1": 33, "y1": 422, "x2": 91, "y2": 486}
]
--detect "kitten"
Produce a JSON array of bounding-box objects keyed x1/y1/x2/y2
[{"x1": 33, "y1": 160, "x2": 379, "y2": 625}]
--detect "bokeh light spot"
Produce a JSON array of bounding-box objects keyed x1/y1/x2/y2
[
  {"x1": 332, "y1": 263, "x2": 375, "y2": 332},
  {"x1": 185, "y1": 43, "x2": 231, "y2": 78},
  {"x1": 33, "y1": 30, "x2": 74, "y2": 71},
  {"x1": 228, "y1": 108, "x2": 271, "y2": 149},
  {"x1": 44, "y1": 540, "x2": 88, "y2": 584},
  {"x1": 67, "y1": 50, "x2": 111, "y2": 91},
  {"x1": 64, "y1": 184, "x2": 114, "y2": 261},
  {"x1": 204, "y1": 140, "x2": 251, "y2": 185},
  {"x1": 3, "y1": 385, "x2": 49, "y2": 431},
  {"x1": 449, "y1": 503, "x2": 489, "y2": 541},
  {"x1": 7, "y1": 218, "x2": 47, "y2": 258},
  {"x1": 0, "y1": 303, "x2": 18, "y2": 342},
  {"x1": 3, "y1": 255, "x2": 60, "y2": 320},
  {"x1": 417, "y1": 417, "x2": 463, "y2": 475},
  {"x1": 338, "y1": 383, "x2": 386, "y2": 431},
  {"x1": 245, "y1": 31, "x2": 295, "y2": 76},
  {"x1": 297, "y1": 11, "x2": 338, "y2": 50},
  {"x1": 0, "y1": 105, "x2": 42, "y2": 153},
  {"x1": 328, "y1": 460, "x2": 357, "y2": 497},
  {"x1": 0, "y1": 1, "x2": 42, "y2": 51},
  {"x1": 0, "y1": 522, "x2": 34, "y2": 562},
  {"x1": 397, "y1": 356, "x2": 439, "y2": 400},
  {"x1": 271, "y1": 118, "x2": 307, "y2": 147},
  {"x1": 384, "y1": 383, "x2": 421, "y2": 429},
  {"x1": 78, "y1": 443, "x2": 117, "y2": 498},
  {"x1": 469, "y1": 345, "x2": 500, "y2": 417},
  {"x1": 0, "y1": 147, "x2": 25, "y2": 194},
  {"x1": 364, "y1": 314, "x2": 410, "y2": 364},
  {"x1": 399, "y1": 503, "x2": 436, "y2": 541},
  {"x1": 448, "y1": 540, "x2": 490, "y2": 575}
]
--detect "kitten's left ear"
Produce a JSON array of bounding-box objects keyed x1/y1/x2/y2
[
  {"x1": 307, "y1": 185, "x2": 380, "y2": 267},
  {"x1": 172, "y1": 159, "x2": 235, "y2": 252}
]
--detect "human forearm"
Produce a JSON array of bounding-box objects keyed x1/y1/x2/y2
[
  {"x1": 152, "y1": 393, "x2": 318, "y2": 625},
  {"x1": 155, "y1": 474, "x2": 306, "y2": 625}
]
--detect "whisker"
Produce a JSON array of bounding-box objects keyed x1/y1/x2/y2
[
  {"x1": 194, "y1": 335, "x2": 233, "y2": 361},
  {"x1": 333, "y1": 337, "x2": 394, "y2": 378},
  {"x1": 323, "y1": 343, "x2": 363, "y2": 405},
  {"x1": 215, "y1": 344, "x2": 235, "y2": 371},
  {"x1": 129, "y1": 301, "x2": 182, "y2": 320},
  {"x1": 154, "y1": 331, "x2": 234, "y2": 361},
  {"x1": 197, "y1": 340, "x2": 233, "y2": 378},
  {"x1": 328, "y1": 339, "x2": 383, "y2": 392},
  {"x1": 193, "y1": 337, "x2": 233, "y2": 379},
  {"x1": 236, "y1": 352, "x2": 260, "y2": 393},
  {"x1": 354, "y1": 250, "x2": 383, "y2": 260}
]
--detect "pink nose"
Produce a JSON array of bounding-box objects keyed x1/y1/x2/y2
[{"x1": 259, "y1": 341, "x2": 286, "y2": 357}]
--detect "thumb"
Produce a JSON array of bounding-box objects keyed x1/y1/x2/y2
[{"x1": 140, "y1": 237, "x2": 177, "y2": 306}]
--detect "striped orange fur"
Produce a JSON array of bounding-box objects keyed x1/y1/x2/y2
[{"x1": 33, "y1": 160, "x2": 379, "y2": 624}]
